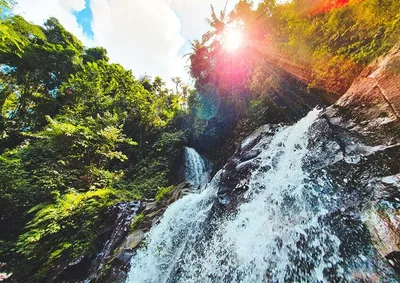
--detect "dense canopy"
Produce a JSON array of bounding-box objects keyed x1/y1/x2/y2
[{"x1": 0, "y1": 0, "x2": 399, "y2": 281}]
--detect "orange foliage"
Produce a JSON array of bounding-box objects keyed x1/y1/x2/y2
[{"x1": 297, "y1": 0, "x2": 351, "y2": 15}]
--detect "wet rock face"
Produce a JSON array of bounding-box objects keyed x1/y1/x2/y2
[
  {"x1": 326, "y1": 43, "x2": 400, "y2": 271},
  {"x1": 337, "y1": 43, "x2": 400, "y2": 122},
  {"x1": 214, "y1": 43, "x2": 400, "y2": 276},
  {"x1": 52, "y1": 201, "x2": 141, "y2": 283},
  {"x1": 87, "y1": 201, "x2": 141, "y2": 282},
  {"x1": 217, "y1": 124, "x2": 283, "y2": 210},
  {"x1": 92, "y1": 183, "x2": 191, "y2": 283},
  {"x1": 52, "y1": 184, "x2": 191, "y2": 283},
  {"x1": 334, "y1": 43, "x2": 400, "y2": 148}
]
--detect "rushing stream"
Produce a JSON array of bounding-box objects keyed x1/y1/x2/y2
[
  {"x1": 126, "y1": 109, "x2": 398, "y2": 282},
  {"x1": 184, "y1": 147, "x2": 210, "y2": 186}
]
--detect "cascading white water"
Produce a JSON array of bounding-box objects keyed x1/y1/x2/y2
[
  {"x1": 184, "y1": 147, "x2": 209, "y2": 186},
  {"x1": 126, "y1": 178, "x2": 219, "y2": 283},
  {"x1": 126, "y1": 109, "x2": 394, "y2": 283}
]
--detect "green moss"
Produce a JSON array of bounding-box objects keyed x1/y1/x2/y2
[
  {"x1": 15, "y1": 188, "x2": 125, "y2": 282},
  {"x1": 155, "y1": 185, "x2": 175, "y2": 203},
  {"x1": 129, "y1": 213, "x2": 145, "y2": 231}
]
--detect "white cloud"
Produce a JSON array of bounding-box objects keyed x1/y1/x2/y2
[
  {"x1": 167, "y1": 0, "x2": 236, "y2": 41},
  {"x1": 90, "y1": 0, "x2": 186, "y2": 81},
  {"x1": 12, "y1": 0, "x2": 266, "y2": 84},
  {"x1": 13, "y1": 0, "x2": 93, "y2": 46},
  {"x1": 167, "y1": 0, "x2": 266, "y2": 41},
  {"x1": 59, "y1": 0, "x2": 86, "y2": 11}
]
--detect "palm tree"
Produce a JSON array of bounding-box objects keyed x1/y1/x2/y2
[
  {"x1": 184, "y1": 39, "x2": 204, "y2": 58},
  {"x1": 202, "y1": 3, "x2": 228, "y2": 44},
  {"x1": 185, "y1": 39, "x2": 211, "y2": 84}
]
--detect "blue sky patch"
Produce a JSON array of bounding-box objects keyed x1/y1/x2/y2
[{"x1": 73, "y1": 0, "x2": 94, "y2": 38}]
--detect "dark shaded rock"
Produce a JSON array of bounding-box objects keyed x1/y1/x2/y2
[
  {"x1": 53, "y1": 256, "x2": 94, "y2": 283},
  {"x1": 207, "y1": 43, "x2": 400, "y2": 277},
  {"x1": 50, "y1": 201, "x2": 140, "y2": 283},
  {"x1": 143, "y1": 201, "x2": 157, "y2": 214},
  {"x1": 239, "y1": 149, "x2": 261, "y2": 162},
  {"x1": 235, "y1": 158, "x2": 261, "y2": 174},
  {"x1": 216, "y1": 124, "x2": 283, "y2": 208},
  {"x1": 116, "y1": 250, "x2": 135, "y2": 266},
  {"x1": 86, "y1": 201, "x2": 141, "y2": 282},
  {"x1": 170, "y1": 184, "x2": 190, "y2": 204},
  {"x1": 386, "y1": 251, "x2": 400, "y2": 274},
  {"x1": 92, "y1": 182, "x2": 191, "y2": 283},
  {"x1": 372, "y1": 173, "x2": 400, "y2": 203}
]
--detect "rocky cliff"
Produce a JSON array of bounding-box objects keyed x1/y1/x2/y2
[{"x1": 215, "y1": 42, "x2": 400, "y2": 278}]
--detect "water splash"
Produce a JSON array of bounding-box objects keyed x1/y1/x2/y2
[
  {"x1": 126, "y1": 109, "x2": 396, "y2": 282},
  {"x1": 126, "y1": 176, "x2": 220, "y2": 283},
  {"x1": 171, "y1": 109, "x2": 344, "y2": 283}
]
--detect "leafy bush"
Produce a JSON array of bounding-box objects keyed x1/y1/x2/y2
[
  {"x1": 129, "y1": 213, "x2": 145, "y2": 231},
  {"x1": 125, "y1": 131, "x2": 186, "y2": 197},
  {"x1": 0, "y1": 14, "x2": 189, "y2": 281},
  {"x1": 16, "y1": 189, "x2": 121, "y2": 281},
  {"x1": 155, "y1": 185, "x2": 175, "y2": 203}
]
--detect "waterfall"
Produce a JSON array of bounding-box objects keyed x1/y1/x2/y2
[
  {"x1": 184, "y1": 147, "x2": 209, "y2": 186},
  {"x1": 126, "y1": 109, "x2": 396, "y2": 283}
]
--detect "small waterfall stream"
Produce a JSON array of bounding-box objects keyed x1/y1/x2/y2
[
  {"x1": 126, "y1": 109, "x2": 398, "y2": 282},
  {"x1": 184, "y1": 147, "x2": 210, "y2": 186}
]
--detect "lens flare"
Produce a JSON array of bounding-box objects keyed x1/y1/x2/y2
[
  {"x1": 299, "y1": 0, "x2": 351, "y2": 15},
  {"x1": 223, "y1": 21, "x2": 244, "y2": 53}
]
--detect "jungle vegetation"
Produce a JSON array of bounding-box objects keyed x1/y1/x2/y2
[{"x1": 0, "y1": 0, "x2": 399, "y2": 280}]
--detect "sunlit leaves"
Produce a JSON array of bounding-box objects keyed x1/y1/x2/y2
[
  {"x1": 0, "y1": 10, "x2": 188, "y2": 282},
  {"x1": 16, "y1": 188, "x2": 120, "y2": 278},
  {"x1": 272, "y1": 0, "x2": 400, "y2": 93},
  {"x1": 0, "y1": 15, "x2": 84, "y2": 151}
]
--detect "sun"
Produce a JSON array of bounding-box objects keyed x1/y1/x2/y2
[{"x1": 222, "y1": 21, "x2": 244, "y2": 53}]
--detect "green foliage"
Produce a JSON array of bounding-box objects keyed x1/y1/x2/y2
[
  {"x1": 0, "y1": 12, "x2": 189, "y2": 282},
  {"x1": 0, "y1": 15, "x2": 83, "y2": 151},
  {"x1": 125, "y1": 131, "x2": 186, "y2": 197},
  {"x1": 185, "y1": 0, "x2": 400, "y2": 165},
  {"x1": 0, "y1": 1, "x2": 24, "y2": 53},
  {"x1": 0, "y1": 149, "x2": 30, "y2": 245},
  {"x1": 155, "y1": 185, "x2": 175, "y2": 202},
  {"x1": 129, "y1": 213, "x2": 145, "y2": 231},
  {"x1": 61, "y1": 61, "x2": 156, "y2": 127},
  {"x1": 43, "y1": 17, "x2": 83, "y2": 53},
  {"x1": 16, "y1": 188, "x2": 121, "y2": 281},
  {"x1": 82, "y1": 47, "x2": 109, "y2": 63},
  {"x1": 272, "y1": 0, "x2": 400, "y2": 93}
]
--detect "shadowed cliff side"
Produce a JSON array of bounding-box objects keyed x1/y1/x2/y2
[{"x1": 215, "y1": 42, "x2": 400, "y2": 279}]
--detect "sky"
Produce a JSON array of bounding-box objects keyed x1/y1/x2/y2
[{"x1": 12, "y1": 0, "x2": 263, "y2": 85}]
